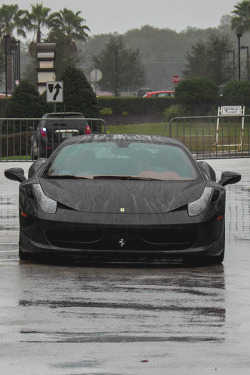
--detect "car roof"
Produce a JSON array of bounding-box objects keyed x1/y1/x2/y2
[
  {"x1": 43, "y1": 112, "x2": 84, "y2": 118},
  {"x1": 147, "y1": 91, "x2": 174, "y2": 94},
  {"x1": 60, "y1": 134, "x2": 191, "y2": 150}
]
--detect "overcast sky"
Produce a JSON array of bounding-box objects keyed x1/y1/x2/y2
[{"x1": 4, "y1": 0, "x2": 238, "y2": 36}]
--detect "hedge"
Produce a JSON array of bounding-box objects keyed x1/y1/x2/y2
[
  {"x1": 97, "y1": 96, "x2": 175, "y2": 115},
  {"x1": 0, "y1": 131, "x2": 32, "y2": 157},
  {"x1": 0, "y1": 96, "x2": 175, "y2": 118},
  {"x1": 0, "y1": 98, "x2": 10, "y2": 117}
]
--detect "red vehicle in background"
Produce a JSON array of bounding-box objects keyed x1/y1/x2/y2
[{"x1": 143, "y1": 90, "x2": 174, "y2": 98}]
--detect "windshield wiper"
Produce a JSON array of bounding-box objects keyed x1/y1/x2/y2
[
  {"x1": 46, "y1": 175, "x2": 91, "y2": 179},
  {"x1": 93, "y1": 175, "x2": 162, "y2": 181}
]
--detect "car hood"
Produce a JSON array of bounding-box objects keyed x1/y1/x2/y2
[{"x1": 39, "y1": 178, "x2": 206, "y2": 214}]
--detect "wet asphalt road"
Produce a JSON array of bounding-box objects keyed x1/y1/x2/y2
[{"x1": 0, "y1": 160, "x2": 250, "y2": 375}]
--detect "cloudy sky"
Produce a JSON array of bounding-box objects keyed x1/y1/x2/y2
[{"x1": 5, "y1": 0, "x2": 238, "y2": 36}]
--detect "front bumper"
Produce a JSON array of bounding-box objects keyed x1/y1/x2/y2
[{"x1": 19, "y1": 208, "x2": 225, "y2": 260}]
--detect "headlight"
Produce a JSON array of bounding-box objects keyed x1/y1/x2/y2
[
  {"x1": 32, "y1": 184, "x2": 57, "y2": 214},
  {"x1": 188, "y1": 187, "x2": 213, "y2": 216}
]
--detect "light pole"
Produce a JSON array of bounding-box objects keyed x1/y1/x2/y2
[
  {"x1": 228, "y1": 50, "x2": 236, "y2": 79},
  {"x1": 114, "y1": 50, "x2": 118, "y2": 97},
  {"x1": 4, "y1": 35, "x2": 20, "y2": 96},
  {"x1": 4, "y1": 35, "x2": 8, "y2": 97},
  {"x1": 237, "y1": 33, "x2": 242, "y2": 81},
  {"x1": 241, "y1": 46, "x2": 249, "y2": 81}
]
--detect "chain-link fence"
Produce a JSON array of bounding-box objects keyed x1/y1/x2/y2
[
  {"x1": 1, "y1": 115, "x2": 250, "y2": 161},
  {"x1": 0, "y1": 118, "x2": 108, "y2": 161},
  {"x1": 168, "y1": 115, "x2": 250, "y2": 159}
]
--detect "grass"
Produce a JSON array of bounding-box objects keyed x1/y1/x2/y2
[
  {"x1": 0, "y1": 155, "x2": 31, "y2": 161},
  {"x1": 108, "y1": 122, "x2": 169, "y2": 136}
]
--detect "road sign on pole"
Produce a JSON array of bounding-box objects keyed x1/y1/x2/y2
[
  {"x1": 172, "y1": 75, "x2": 181, "y2": 84},
  {"x1": 90, "y1": 69, "x2": 102, "y2": 94},
  {"x1": 46, "y1": 81, "x2": 63, "y2": 103},
  {"x1": 90, "y1": 69, "x2": 102, "y2": 82}
]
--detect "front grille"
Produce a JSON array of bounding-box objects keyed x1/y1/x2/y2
[
  {"x1": 45, "y1": 227, "x2": 198, "y2": 251},
  {"x1": 46, "y1": 229, "x2": 103, "y2": 248}
]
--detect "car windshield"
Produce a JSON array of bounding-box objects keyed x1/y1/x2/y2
[{"x1": 45, "y1": 141, "x2": 198, "y2": 181}]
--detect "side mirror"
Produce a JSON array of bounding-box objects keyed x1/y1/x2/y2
[
  {"x1": 218, "y1": 171, "x2": 241, "y2": 187},
  {"x1": 28, "y1": 158, "x2": 47, "y2": 179},
  {"x1": 4, "y1": 167, "x2": 26, "y2": 183}
]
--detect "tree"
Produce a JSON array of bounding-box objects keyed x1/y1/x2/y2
[
  {"x1": 222, "y1": 80, "x2": 250, "y2": 105},
  {"x1": 183, "y1": 34, "x2": 234, "y2": 85},
  {"x1": 5, "y1": 80, "x2": 48, "y2": 118},
  {"x1": 0, "y1": 4, "x2": 27, "y2": 39},
  {"x1": 45, "y1": 8, "x2": 90, "y2": 77},
  {"x1": 231, "y1": 0, "x2": 250, "y2": 33},
  {"x1": 174, "y1": 78, "x2": 219, "y2": 114},
  {"x1": 92, "y1": 35, "x2": 145, "y2": 95},
  {"x1": 25, "y1": 3, "x2": 51, "y2": 44},
  {"x1": 24, "y1": 2, "x2": 51, "y2": 58},
  {"x1": 48, "y1": 8, "x2": 89, "y2": 57},
  {"x1": 60, "y1": 66, "x2": 98, "y2": 118},
  {"x1": 46, "y1": 29, "x2": 79, "y2": 78}
]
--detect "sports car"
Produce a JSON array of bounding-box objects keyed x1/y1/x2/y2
[{"x1": 4, "y1": 134, "x2": 241, "y2": 264}]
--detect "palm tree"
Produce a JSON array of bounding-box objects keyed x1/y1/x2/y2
[
  {"x1": 48, "y1": 8, "x2": 90, "y2": 47},
  {"x1": 0, "y1": 4, "x2": 27, "y2": 38},
  {"x1": 231, "y1": 0, "x2": 250, "y2": 33},
  {"x1": 26, "y1": 3, "x2": 51, "y2": 44},
  {"x1": 46, "y1": 8, "x2": 90, "y2": 74}
]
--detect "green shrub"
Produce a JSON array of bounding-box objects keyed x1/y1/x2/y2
[
  {"x1": 0, "y1": 98, "x2": 10, "y2": 117},
  {"x1": 0, "y1": 131, "x2": 32, "y2": 157},
  {"x1": 164, "y1": 104, "x2": 186, "y2": 122},
  {"x1": 222, "y1": 81, "x2": 250, "y2": 106},
  {"x1": 6, "y1": 80, "x2": 48, "y2": 119},
  {"x1": 100, "y1": 107, "x2": 113, "y2": 115},
  {"x1": 60, "y1": 66, "x2": 99, "y2": 118},
  {"x1": 97, "y1": 96, "x2": 174, "y2": 115},
  {"x1": 174, "y1": 78, "x2": 219, "y2": 115}
]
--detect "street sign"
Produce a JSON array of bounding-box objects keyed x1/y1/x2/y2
[
  {"x1": 220, "y1": 106, "x2": 243, "y2": 116},
  {"x1": 46, "y1": 81, "x2": 63, "y2": 103},
  {"x1": 172, "y1": 75, "x2": 181, "y2": 84},
  {"x1": 90, "y1": 69, "x2": 102, "y2": 82}
]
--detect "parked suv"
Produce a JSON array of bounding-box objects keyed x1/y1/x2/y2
[{"x1": 31, "y1": 112, "x2": 91, "y2": 159}]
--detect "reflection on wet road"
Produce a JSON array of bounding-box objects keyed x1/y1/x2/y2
[{"x1": 0, "y1": 161, "x2": 250, "y2": 375}]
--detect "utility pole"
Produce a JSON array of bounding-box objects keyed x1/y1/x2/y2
[{"x1": 237, "y1": 33, "x2": 242, "y2": 81}]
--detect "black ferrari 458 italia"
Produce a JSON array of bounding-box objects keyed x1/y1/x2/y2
[{"x1": 5, "y1": 134, "x2": 241, "y2": 264}]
